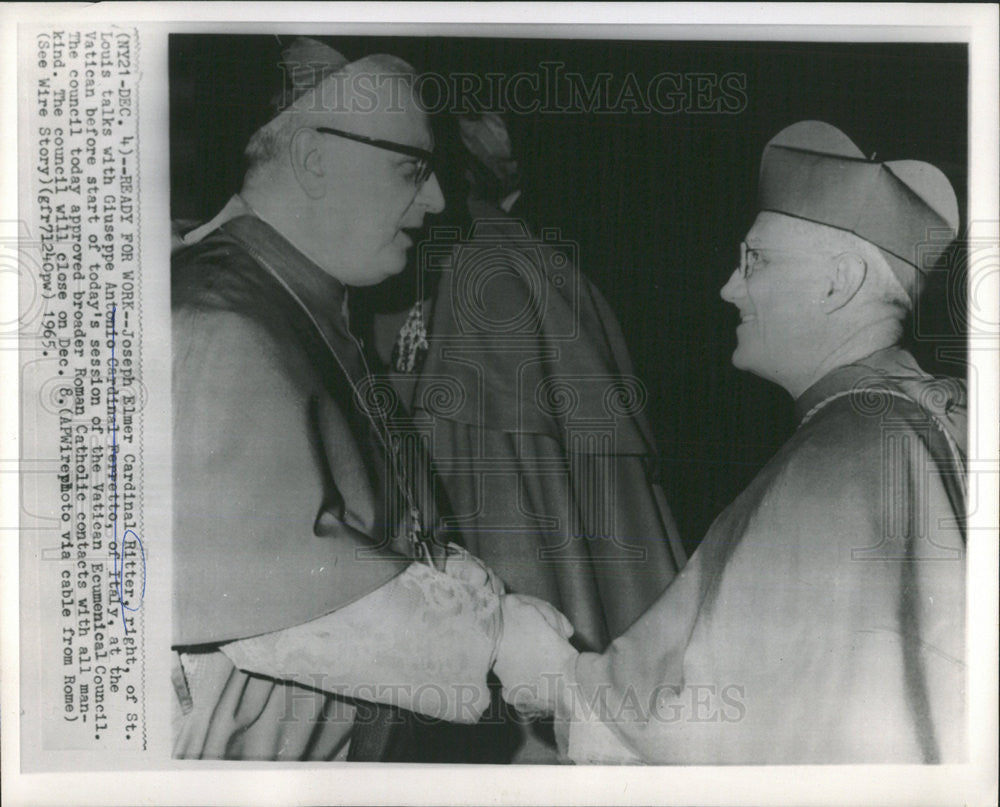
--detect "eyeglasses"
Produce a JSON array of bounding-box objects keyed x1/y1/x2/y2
[
  {"x1": 738, "y1": 242, "x2": 766, "y2": 279},
  {"x1": 738, "y1": 242, "x2": 842, "y2": 280},
  {"x1": 314, "y1": 126, "x2": 435, "y2": 188}
]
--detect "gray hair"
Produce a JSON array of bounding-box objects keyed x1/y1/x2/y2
[
  {"x1": 827, "y1": 229, "x2": 911, "y2": 315},
  {"x1": 243, "y1": 112, "x2": 299, "y2": 176},
  {"x1": 780, "y1": 215, "x2": 912, "y2": 316}
]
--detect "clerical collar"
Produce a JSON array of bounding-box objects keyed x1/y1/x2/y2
[{"x1": 793, "y1": 346, "x2": 924, "y2": 425}]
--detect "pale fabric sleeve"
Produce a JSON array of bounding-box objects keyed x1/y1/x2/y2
[
  {"x1": 556, "y1": 654, "x2": 643, "y2": 764},
  {"x1": 558, "y1": 408, "x2": 966, "y2": 764},
  {"x1": 220, "y1": 562, "x2": 501, "y2": 724},
  {"x1": 563, "y1": 715, "x2": 642, "y2": 765}
]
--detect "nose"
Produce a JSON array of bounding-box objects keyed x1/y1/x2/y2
[
  {"x1": 417, "y1": 172, "x2": 446, "y2": 215},
  {"x1": 719, "y1": 267, "x2": 745, "y2": 304}
]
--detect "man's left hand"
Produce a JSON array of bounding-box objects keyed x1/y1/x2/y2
[{"x1": 494, "y1": 593, "x2": 578, "y2": 717}]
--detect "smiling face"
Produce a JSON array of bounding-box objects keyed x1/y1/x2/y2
[
  {"x1": 306, "y1": 63, "x2": 445, "y2": 286},
  {"x1": 719, "y1": 213, "x2": 834, "y2": 392}
]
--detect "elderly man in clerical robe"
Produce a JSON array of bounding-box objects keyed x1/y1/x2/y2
[
  {"x1": 496, "y1": 120, "x2": 967, "y2": 764},
  {"x1": 171, "y1": 38, "x2": 568, "y2": 762}
]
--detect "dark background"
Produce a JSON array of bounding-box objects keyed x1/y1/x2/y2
[{"x1": 170, "y1": 35, "x2": 968, "y2": 557}]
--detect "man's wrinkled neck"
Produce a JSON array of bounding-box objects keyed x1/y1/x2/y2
[
  {"x1": 241, "y1": 183, "x2": 347, "y2": 283},
  {"x1": 241, "y1": 183, "x2": 298, "y2": 241},
  {"x1": 787, "y1": 319, "x2": 903, "y2": 401}
]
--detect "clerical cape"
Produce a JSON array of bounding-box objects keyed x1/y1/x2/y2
[
  {"x1": 172, "y1": 215, "x2": 431, "y2": 759},
  {"x1": 563, "y1": 348, "x2": 966, "y2": 764}
]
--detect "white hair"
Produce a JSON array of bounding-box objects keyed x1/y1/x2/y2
[{"x1": 823, "y1": 229, "x2": 911, "y2": 315}]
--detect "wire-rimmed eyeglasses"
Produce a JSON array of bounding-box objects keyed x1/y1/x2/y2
[
  {"x1": 738, "y1": 241, "x2": 842, "y2": 279},
  {"x1": 738, "y1": 242, "x2": 764, "y2": 279}
]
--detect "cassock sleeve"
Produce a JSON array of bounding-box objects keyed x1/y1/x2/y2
[
  {"x1": 220, "y1": 561, "x2": 501, "y2": 723},
  {"x1": 557, "y1": 675, "x2": 643, "y2": 764},
  {"x1": 172, "y1": 308, "x2": 410, "y2": 646}
]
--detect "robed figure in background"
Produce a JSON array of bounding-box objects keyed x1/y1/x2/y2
[
  {"x1": 374, "y1": 113, "x2": 685, "y2": 655},
  {"x1": 365, "y1": 112, "x2": 686, "y2": 761}
]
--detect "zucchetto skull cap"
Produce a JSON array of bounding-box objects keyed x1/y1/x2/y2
[{"x1": 268, "y1": 36, "x2": 350, "y2": 118}]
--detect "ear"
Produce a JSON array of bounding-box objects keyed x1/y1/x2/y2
[
  {"x1": 288, "y1": 127, "x2": 328, "y2": 200},
  {"x1": 821, "y1": 252, "x2": 867, "y2": 313}
]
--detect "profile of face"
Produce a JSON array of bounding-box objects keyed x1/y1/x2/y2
[
  {"x1": 303, "y1": 66, "x2": 445, "y2": 286},
  {"x1": 719, "y1": 213, "x2": 834, "y2": 392}
]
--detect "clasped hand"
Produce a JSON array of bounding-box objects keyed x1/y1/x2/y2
[
  {"x1": 440, "y1": 545, "x2": 578, "y2": 717},
  {"x1": 493, "y1": 593, "x2": 578, "y2": 718}
]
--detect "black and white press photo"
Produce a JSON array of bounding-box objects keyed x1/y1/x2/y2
[
  {"x1": 4, "y1": 4, "x2": 997, "y2": 806},
  {"x1": 168, "y1": 33, "x2": 970, "y2": 764}
]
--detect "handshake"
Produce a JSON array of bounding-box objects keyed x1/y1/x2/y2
[
  {"x1": 442, "y1": 546, "x2": 579, "y2": 719},
  {"x1": 494, "y1": 592, "x2": 578, "y2": 719}
]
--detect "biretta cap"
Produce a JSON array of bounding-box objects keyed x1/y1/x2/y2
[{"x1": 758, "y1": 120, "x2": 959, "y2": 302}]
